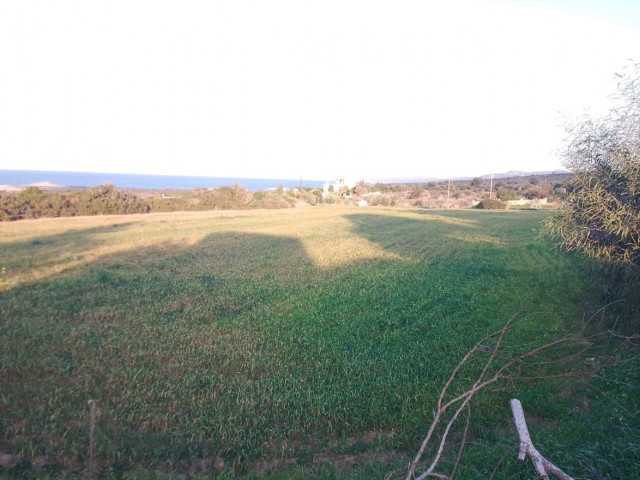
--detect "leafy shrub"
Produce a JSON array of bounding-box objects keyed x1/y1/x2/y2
[
  {"x1": 254, "y1": 191, "x2": 296, "y2": 209},
  {"x1": 546, "y1": 63, "x2": 640, "y2": 316},
  {"x1": 497, "y1": 188, "x2": 519, "y2": 201},
  {"x1": 0, "y1": 185, "x2": 150, "y2": 220},
  {"x1": 367, "y1": 194, "x2": 397, "y2": 207},
  {"x1": 409, "y1": 184, "x2": 425, "y2": 199},
  {"x1": 299, "y1": 190, "x2": 319, "y2": 205},
  {"x1": 469, "y1": 177, "x2": 483, "y2": 188},
  {"x1": 475, "y1": 199, "x2": 506, "y2": 210},
  {"x1": 521, "y1": 183, "x2": 552, "y2": 199}
]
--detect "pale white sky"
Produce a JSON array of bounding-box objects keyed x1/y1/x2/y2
[{"x1": 1, "y1": 0, "x2": 640, "y2": 181}]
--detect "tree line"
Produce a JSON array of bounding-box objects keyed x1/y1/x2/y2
[
  {"x1": 0, "y1": 185, "x2": 150, "y2": 221},
  {"x1": 2, "y1": 174, "x2": 566, "y2": 221},
  {"x1": 0, "y1": 184, "x2": 325, "y2": 221}
]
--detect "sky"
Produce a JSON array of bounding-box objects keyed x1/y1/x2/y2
[{"x1": 2, "y1": 1, "x2": 640, "y2": 182}]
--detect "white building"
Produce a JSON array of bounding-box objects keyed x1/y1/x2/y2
[{"x1": 323, "y1": 177, "x2": 349, "y2": 197}]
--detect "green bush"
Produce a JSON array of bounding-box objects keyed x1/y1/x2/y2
[
  {"x1": 475, "y1": 199, "x2": 506, "y2": 210},
  {"x1": 0, "y1": 185, "x2": 151, "y2": 221},
  {"x1": 497, "y1": 188, "x2": 519, "y2": 201},
  {"x1": 299, "y1": 190, "x2": 318, "y2": 205},
  {"x1": 254, "y1": 191, "x2": 296, "y2": 209},
  {"x1": 546, "y1": 63, "x2": 640, "y2": 316},
  {"x1": 368, "y1": 194, "x2": 397, "y2": 207}
]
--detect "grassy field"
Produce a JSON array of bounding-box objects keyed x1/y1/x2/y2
[{"x1": 1, "y1": 207, "x2": 638, "y2": 479}]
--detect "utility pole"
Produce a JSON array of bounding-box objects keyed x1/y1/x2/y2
[
  {"x1": 489, "y1": 175, "x2": 494, "y2": 199},
  {"x1": 447, "y1": 176, "x2": 451, "y2": 208}
]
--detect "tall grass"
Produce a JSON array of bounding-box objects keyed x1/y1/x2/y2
[{"x1": 0, "y1": 208, "x2": 638, "y2": 478}]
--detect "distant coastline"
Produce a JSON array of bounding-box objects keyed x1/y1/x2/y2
[{"x1": 0, "y1": 170, "x2": 324, "y2": 192}]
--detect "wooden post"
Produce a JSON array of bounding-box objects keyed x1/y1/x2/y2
[{"x1": 87, "y1": 399, "x2": 96, "y2": 480}]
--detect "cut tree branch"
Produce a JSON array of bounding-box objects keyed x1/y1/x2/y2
[
  {"x1": 509, "y1": 399, "x2": 574, "y2": 480},
  {"x1": 400, "y1": 315, "x2": 594, "y2": 480}
]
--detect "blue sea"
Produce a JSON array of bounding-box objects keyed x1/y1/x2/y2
[{"x1": 0, "y1": 170, "x2": 324, "y2": 191}]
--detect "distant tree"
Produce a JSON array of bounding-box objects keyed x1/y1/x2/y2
[
  {"x1": 409, "y1": 184, "x2": 424, "y2": 199},
  {"x1": 470, "y1": 177, "x2": 483, "y2": 188},
  {"x1": 355, "y1": 182, "x2": 369, "y2": 196},
  {"x1": 497, "y1": 188, "x2": 519, "y2": 201},
  {"x1": 546, "y1": 63, "x2": 640, "y2": 309},
  {"x1": 475, "y1": 198, "x2": 506, "y2": 210},
  {"x1": 371, "y1": 182, "x2": 389, "y2": 193},
  {"x1": 299, "y1": 189, "x2": 319, "y2": 205},
  {"x1": 521, "y1": 183, "x2": 552, "y2": 199},
  {"x1": 338, "y1": 185, "x2": 352, "y2": 197},
  {"x1": 528, "y1": 175, "x2": 541, "y2": 185}
]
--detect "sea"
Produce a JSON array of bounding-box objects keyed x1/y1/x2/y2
[{"x1": 0, "y1": 170, "x2": 325, "y2": 191}]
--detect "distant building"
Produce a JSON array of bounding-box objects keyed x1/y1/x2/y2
[{"x1": 323, "y1": 177, "x2": 350, "y2": 197}]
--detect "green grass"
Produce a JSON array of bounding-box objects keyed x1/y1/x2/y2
[{"x1": 0, "y1": 207, "x2": 638, "y2": 479}]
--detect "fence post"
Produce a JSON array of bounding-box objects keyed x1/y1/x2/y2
[{"x1": 87, "y1": 399, "x2": 96, "y2": 480}]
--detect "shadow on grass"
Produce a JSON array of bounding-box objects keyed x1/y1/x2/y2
[
  {"x1": 0, "y1": 229, "x2": 323, "y2": 475},
  {"x1": 0, "y1": 222, "x2": 140, "y2": 289},
  {"x1": 345, "y1": 211, "x2": 502, "y2": 258},
  {"x1": 2, "y1": 221, "x2": 139, "y2": 251}
]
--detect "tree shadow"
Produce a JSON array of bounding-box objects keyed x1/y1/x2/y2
[
  {"x1": 345, "y1": 211, "x2": 491, "y2": 259},
  {"x1": 5, "y1": 224, "x2": 481, "y2": 474},
  {"x1": 344, "y1": 211, "x2": 589, "y2": 332},
  {"x1": 0, "y1": 222, "x2": 140, "y2": 290},
  {"x1": 1, "y1": 229, "x2": 324, "y2": 472}
]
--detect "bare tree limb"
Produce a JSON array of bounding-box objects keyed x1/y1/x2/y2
[
  {"x1": 407, "y1": 315, "x2": 517, "y2": 480},
  {"x1": 403, "y1": 315, "x2": 594, "y2": 480},
  {"x1": 448, "y1": 404, "x2": 470, "y2": 480},
  {"x1": 510, "y1": 399, "x2": 574, "y2": 480}
]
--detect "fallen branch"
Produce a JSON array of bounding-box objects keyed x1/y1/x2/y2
[
  {"x1": 401, "y1": 315, "x2": 595, "y2": 480},
  {"x1": 405, "y1": 314, "x2": 517, "y2": 480},
  {"x1": 510, "y1": 399, "x2": 574, "y2": 480}
]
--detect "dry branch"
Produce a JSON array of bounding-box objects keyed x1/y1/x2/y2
[
  {"x1": 510, "y1": 399, "x2": 574, "y2": 480},
  {"x1": 402, "y1": 316, "x2": 594, "y2": 480},
  {"x1": 405, "y1": 315, "x2": 517, "y2": 480}
]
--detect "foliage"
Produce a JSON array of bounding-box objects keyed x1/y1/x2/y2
[
  {"x1": 0, "y1": 184, "x2": 310, "y2": 221},
  {"x1": 475, "y1": 198, "x2": 506, "y2": 210},
  {"x1": 1, "y1": 174, "x2": 568, "y2": 221},
  {"x1": 367, "y1": 194, "x2": 397, "y2": 206},
  {"x1": 521, "y1": 182, "x2": 552, "y2": 199},
  {"x1": 355, "y1": 184, "x2": 368, "y2": 196},
  {"x1": 408, "y1": 184, "x2": 425, "y2": 199},
  {"x1": 546, "y1": 63, "x2": 640, "y2": 305},
  {"x1": 0, "y1": 184, "x2": 150, "y2": 220},
  {"x1": 496, "y1": 187, "x2": 519, "y2": 201},
  {"x1": 470, "y1": 177, "x2": 483, "y2": 188},
  {"x1": 299, "y1": 189, "x2": 320, "y2": 205}
]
